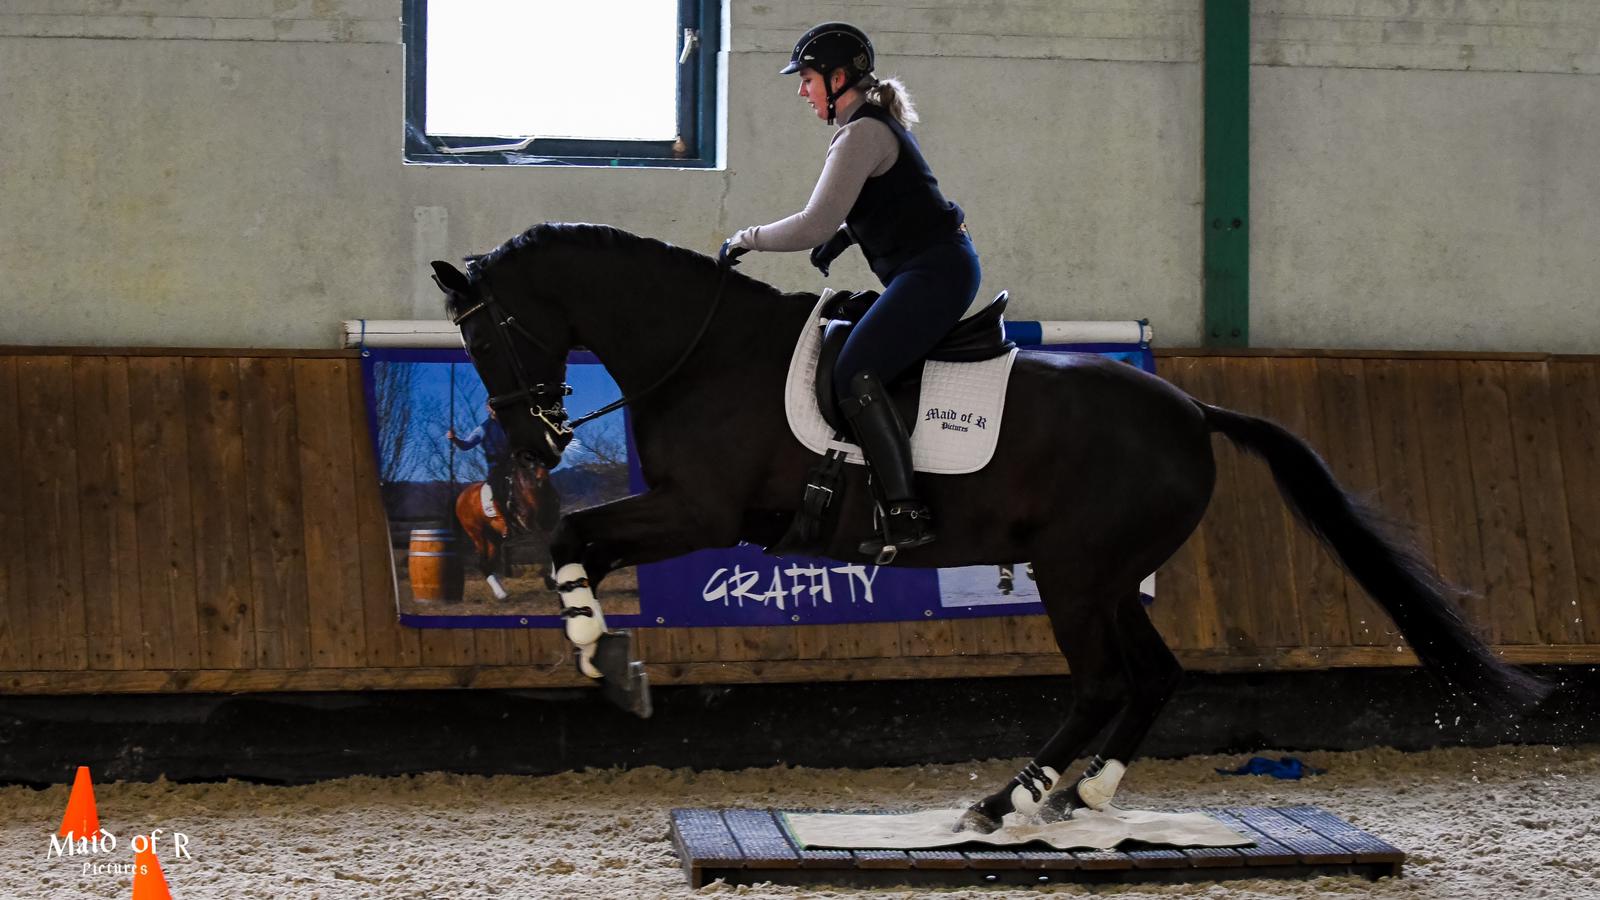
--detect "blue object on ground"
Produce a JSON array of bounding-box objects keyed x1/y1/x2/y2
[{"x1": 1216, "y1": 756, "x2": 1328, "y2": 779}]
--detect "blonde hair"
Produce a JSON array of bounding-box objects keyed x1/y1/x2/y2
[{"x1": 863, "y1": 75, "x2": 919, "y2": 129}]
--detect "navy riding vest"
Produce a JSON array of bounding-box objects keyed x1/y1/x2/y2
[
  {"x1": 843, "y1": 102, "x2": 966, "y2": 283},
  {"x1": 479, "y1": 418, "x2": 511, "y2": 466}
]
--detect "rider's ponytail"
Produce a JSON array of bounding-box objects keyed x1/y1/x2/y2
[{"x1": 864, "y1": 76, "x2": 919, "y2": 129}]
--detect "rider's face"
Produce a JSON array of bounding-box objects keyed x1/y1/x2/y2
[{"x1": 797, "y1": 68, "x2": 837, "y2": 121}]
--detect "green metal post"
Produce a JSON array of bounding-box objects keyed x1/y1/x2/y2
[{"x1": 1203, "y1": 0, "x2": 1250, "y2": 346}]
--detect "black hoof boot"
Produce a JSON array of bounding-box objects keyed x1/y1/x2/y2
[{"x1": 591, "y1": 631, "x2": 653, "y2": 719}]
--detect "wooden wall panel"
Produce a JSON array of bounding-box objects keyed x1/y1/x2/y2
[
  {"x1": 1550, "y1": 361, "x2": 1600, "y2": 644},
  {"x1": 1265, "y1": 358, "x2": 1351, "y2": 647},
  {"x1": 1150, "y1": 357, "x2": 1223, "y2": 652},
  {"x1": 185, "y1": 357, "x2": 257, "y2": 670},
  {"x1": 1505, "y1": 363, "x2": 1585, "y2": 645},
  {"x1": 18, "y1": 357, "x2": 87, "y2": 670},
  {"x1": 0, "y1": 349, "x2": 1597, "y2": 694},
  {"x1": 1315, "y1": 359, "x2": 1390, "y2": 646},
  {"x1": 1408, "y1": 361, "x2": 1491, "y2": 633},
  {"x1": 72, "y1": 357, "x2": 144, "y2": 671},
  {"x1": 0, "y1": 358, "x2": 22, "y2": 671},
  {"x1": 237, "y1": 357, "x2": 312, "y2": 669},
  {"x1": 293, "y1": 360, "x2": 368, "y2": 668},
  {"x1": 1459, "y1": 362, "x2": 1542, "y2": 644},
  {"x1": 129, "y1": 358, "x2": 201, "y2": 670}
]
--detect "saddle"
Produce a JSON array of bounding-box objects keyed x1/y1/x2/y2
[
  {"x1": 775, "y1": 290, "x2": 1016, "y2": 556},
  {"x1": 813, "y1": 290, "x2": 1015, "y2": 432}
]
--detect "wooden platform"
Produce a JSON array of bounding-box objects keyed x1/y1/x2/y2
[{"x1": 669, "y1": 805, "x2": 1405, "y2": 889}]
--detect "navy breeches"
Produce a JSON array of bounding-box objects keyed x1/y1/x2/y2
[{"x1": 832, "y1": 233, "x2": 983, "y2": 405}]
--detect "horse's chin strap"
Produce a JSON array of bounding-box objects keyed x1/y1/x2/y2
[{"x1": 566, "y1": 266, "x2": 734, "y2": 431}]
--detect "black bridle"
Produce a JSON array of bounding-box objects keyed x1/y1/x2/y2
[{"x1": 450, "y1": 264, "x2": 736, "y2": 462}]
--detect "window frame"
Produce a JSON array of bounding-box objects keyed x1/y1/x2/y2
[{"x1": 402, "y1": 0, "x2": 720, "y2": 168}]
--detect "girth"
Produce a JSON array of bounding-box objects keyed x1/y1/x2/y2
[{"x1": 814, "y1": 290, "x2": 1014, "y2": 433}]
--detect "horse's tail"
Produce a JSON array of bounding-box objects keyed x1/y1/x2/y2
[{"x1": 1198, "y1": 401, "x2": 1552, "y2": 713}]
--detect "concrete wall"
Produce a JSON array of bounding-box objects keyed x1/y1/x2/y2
[{"x1": 1, "y1": 0, "x2": 1596, "y2": 350}]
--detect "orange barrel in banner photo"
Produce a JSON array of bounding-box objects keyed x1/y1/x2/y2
[{"x1": 408, "y1": 527, "x2": 464, "y2": 603}]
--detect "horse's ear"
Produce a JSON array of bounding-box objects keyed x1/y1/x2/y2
[{"x1": 430, "y1": 260, "x2": 470, "y2": 295}]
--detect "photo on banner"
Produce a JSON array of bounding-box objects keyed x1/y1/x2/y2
[{"x1": 364, "y1": 349, "x2": 641, "y2": 626}]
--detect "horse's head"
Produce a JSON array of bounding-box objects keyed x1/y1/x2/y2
[
  {"x1": 431, "y1": 257, "x2": 576, "y2": 470},
  {"x1": 508, "y1": 464, "x2": 562, "y2": 533}
]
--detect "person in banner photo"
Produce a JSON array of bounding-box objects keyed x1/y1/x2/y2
[
  {"x1": 448, "y1": 401, "x2": 514, "y2": 519},
  {"x1": 722, "y1": 22, "x2": 981, "y2": 561}
]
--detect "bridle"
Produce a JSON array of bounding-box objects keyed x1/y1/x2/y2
[{"x1": 449, "y1": 263, "x2": 736, "y2": 463}]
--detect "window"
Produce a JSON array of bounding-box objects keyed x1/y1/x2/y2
[{"x1": 403, "y1": 0, "x2": 720, "y2": 168}]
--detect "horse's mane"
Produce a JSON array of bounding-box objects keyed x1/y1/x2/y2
[{"x1": 465, "y1": 222, "x2": 785, "y2": 299}]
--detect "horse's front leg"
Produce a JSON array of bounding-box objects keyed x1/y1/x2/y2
[{"x1": 548, "y1": 489, "x2": 726, "y2": 718}]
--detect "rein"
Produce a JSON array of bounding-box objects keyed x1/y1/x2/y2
[
  {"x1": 454, "y1": 264, "x2": 735, "y2": 444},
  {"x1": 567, "y1": 267, "x2": 733, "y2": 429}
]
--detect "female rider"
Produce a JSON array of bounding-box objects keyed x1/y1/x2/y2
[{"x1": 724, "y1": 22, "x2": 981, "y2": 561}]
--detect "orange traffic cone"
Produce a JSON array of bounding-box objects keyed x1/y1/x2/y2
[
  {"x1": 58, "y1": 766, "x2": 100, "y2": 838},
  {"x1": 131, "y1": 845, "x2": 173, "y2": 900}
]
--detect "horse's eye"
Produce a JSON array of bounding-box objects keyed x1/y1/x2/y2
[{"x1": 470, "y1": 340, "x2": 494, "y2": 358}]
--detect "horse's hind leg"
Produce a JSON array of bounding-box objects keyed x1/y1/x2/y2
[
  {"x1": 1038, "y1": 589, "x2": 1183, "y2": 820},
  {"x1": 956, "y1": 571, "x2": 1131, "y2": 833}
]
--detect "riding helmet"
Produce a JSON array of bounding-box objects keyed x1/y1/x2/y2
[{"x1": 779, "y1": 22, "x2": 875, "y2": 124}]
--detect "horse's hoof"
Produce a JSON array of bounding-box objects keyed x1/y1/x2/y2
[
  {"x1": 953, "y1": 807, "x2": 1002, "y2": 834},
  {"x1": 593, "y1": 631, "x2": 653, "y2": 719},
  {"x1": 1037, "y1": 789, "x2": 1085, "y2": 824}
]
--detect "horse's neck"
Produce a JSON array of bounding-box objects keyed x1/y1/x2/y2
[{"x1": 555, "y1": 259, "x2": 807, "y2": 394}]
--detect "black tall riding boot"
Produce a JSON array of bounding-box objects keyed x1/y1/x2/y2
[{"x1": 843, "y1": 371, "x2": 936, "y2": 563}]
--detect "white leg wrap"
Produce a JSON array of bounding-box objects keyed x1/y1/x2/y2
[
  {"x1": 1007, "y1": 764, "x2": 1061, "y2": 817},
  {"x1": 486, "y1": 573, "x2": 508, "y2": 600},
  {"x1": 555, "y1": 563, "x2": 607, "y2": 678},
  {"x1": 1077, "y1": 759, "x2": 1126, "y2": 810}
]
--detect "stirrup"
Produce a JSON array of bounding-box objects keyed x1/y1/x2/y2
[{"x1": 858, "y1": 501, "x2": 936, "y2": 564}]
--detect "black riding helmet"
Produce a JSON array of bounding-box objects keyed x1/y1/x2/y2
[{"x1": 779, "y1": 22, "x2": 875, "y2": 125}]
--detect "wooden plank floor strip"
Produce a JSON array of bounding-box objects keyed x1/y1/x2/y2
[
  {"x1": 1233, "y1": 807, "x2": 1354, "y2": 865},
  {"x1": 720, "y1": 809, "x2": 798, "y2": 868},
  {"x1": 1279, "y1": 806, "x2": 1405, "y2": 870},
  {"x1": 907, "y1": 850, "x2": 968, "y2": 869},
  {"x1": 1200, "y1": 808, "x2": 1299, "y2": 866},
  {"x1": 794, "y1": 848, "x2": 854, "y2": 868},
  {"x1": 1016, "y1": 850, "x2": 1079, "y2": 870},
  {"x1": 1125, "y1": 846, "x2": 1191, "y2": 869},
  {"x1": 1170, "y1": 807, "x2": 1249, "y2": 867},
  {"x1": 1070, "y1": 848, "x2": 1136, "y2": 870},
  {"x1": 670, "y1": 808, "x2": 744, "y2": 867},
  {"x1": 852, "y1": 849, "x2": 912, "y2": 869},
  {"x1": 961, "y1": 850, "x2": 1024, "y2": 870}
]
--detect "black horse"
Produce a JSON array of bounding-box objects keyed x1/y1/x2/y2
[{"x1": 431, "y1": 223, "x2": 1549, "y2": 833}]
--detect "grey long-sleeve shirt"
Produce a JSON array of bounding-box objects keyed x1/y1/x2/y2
[{"x1": 735, "y1": 95, "x2": 900, "y2": 252}]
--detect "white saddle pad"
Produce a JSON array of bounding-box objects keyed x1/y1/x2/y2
[
  {"x1": 784, "y1": 291, "x2": 1019, "y2": 475},
  {"x1": 478, "y1": 482, "x2": 499, "y2": 519}
]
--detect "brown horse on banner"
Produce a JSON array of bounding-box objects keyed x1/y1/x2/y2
[{"x1": 454, "y1": 464, "x2": 561, "y2": 599}]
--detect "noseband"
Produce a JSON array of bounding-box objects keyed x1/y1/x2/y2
[{"x1": 451, "y1": 286, "x2": 575, "y2": 458}]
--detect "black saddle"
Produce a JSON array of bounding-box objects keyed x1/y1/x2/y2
[{"x1": 815, "y1": 290, "x2": 1014, "y2": 433}]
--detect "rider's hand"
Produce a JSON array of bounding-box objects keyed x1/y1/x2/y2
[
  {"x1": 809, "y1": 228, "x2": 854, "y2": 277},
  {"x1": 718, "y1": 235, "x2": 750, "y2": 269},
  {"x1": 445, "y1": 428, "x2": 455, "y2": 440}
]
